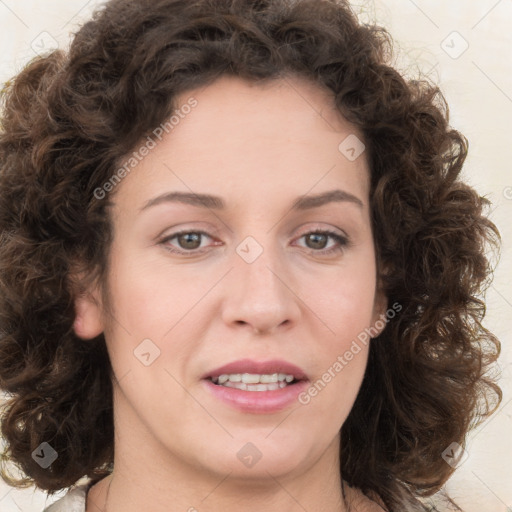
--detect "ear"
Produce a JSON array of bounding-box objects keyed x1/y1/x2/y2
[{"x1": 72, "y1": 274, "x2": 105, "y2": 340}]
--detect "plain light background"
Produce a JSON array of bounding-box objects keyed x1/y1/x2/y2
[{"x1": 0, "y1": 1, "x2": 511, "y2": 511}]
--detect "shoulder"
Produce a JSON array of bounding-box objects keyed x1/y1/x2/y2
[{"x1": 42, "y1": 481, "x2": 90, "y2": 512}]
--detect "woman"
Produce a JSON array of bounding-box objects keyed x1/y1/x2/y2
[{"x1": 0, "y1": 0, "x2": 502, "y2": 511}]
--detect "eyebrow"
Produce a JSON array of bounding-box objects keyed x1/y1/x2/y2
[{"x1": 140, "y1": 189, "x2": 364, "y2": 212}]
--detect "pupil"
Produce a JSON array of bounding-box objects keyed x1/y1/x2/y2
[
  {"x1": 308, "y1": 233, "x2": 326, "y2": 249},
  {"x1": 180, "y1": 233, "x2": 200, "y2": 249}
]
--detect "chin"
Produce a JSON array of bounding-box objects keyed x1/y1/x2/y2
[{"x1": 202, "y1": 435, "x2": 315, "y2": 480}]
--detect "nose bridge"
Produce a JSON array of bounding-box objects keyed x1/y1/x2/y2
[
  {"x1": 237, "y1": 233, "x2": 288, "y2": 303},
  {"x1": 222, "y1": 232, "x2": 298, "y2": 333}
]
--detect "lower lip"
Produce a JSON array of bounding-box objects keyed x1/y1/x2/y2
[{"x1": 201, "y1": 379, "x2": 309, "y2": 414}]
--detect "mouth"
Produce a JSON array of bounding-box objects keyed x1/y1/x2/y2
[
  {"x1": 206, "y1": 372, "x2": 303, "y2": 392},
  {"x1": 200, "y1": 359, "x2": 309, "y2": 412}
]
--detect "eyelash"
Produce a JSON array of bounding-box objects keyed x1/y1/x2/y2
[{"x1": 159, "y1": 229, "x2": 350, "y2": 256}]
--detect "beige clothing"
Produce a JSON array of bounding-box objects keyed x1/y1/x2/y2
[{"x1": 42, "y1": 481, "x2": 92, "y2": 512}]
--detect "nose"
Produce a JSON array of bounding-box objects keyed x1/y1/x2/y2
[{"x1": 221, "y1": 242, "x2": 300, "y2": 335}]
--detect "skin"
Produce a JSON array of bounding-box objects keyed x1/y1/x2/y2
[{"x1": 74, "y1": 74, "x2": 388, "y2": 512}]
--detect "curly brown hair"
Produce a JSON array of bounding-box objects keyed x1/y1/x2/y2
[{"x1": 0, "y1": 0, "x2": 502, "y2": 510}]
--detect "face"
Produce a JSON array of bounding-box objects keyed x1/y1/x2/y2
[{"x1": 74, "y1": 74, "x2": 387, "y2": 483}]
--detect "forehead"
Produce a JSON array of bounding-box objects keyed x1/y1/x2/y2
[
  {"x1": 112, "y1": 73, "x2": 370, "y2": 212},
  {"x1": 173, "y1": 73, "x2": 360, "y2": 144}
]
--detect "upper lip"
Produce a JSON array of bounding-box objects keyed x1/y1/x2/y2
[{"x1": 202, "y1": 358, "x2": 308, "y2": 381}]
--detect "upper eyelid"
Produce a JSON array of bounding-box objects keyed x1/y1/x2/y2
[{"x1": 160, "y1": 224, "x2": 348, "y2": 240}]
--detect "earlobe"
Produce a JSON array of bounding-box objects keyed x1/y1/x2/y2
[{"x1": 73, "y1": 289, "x2": 105, "y2": 340}]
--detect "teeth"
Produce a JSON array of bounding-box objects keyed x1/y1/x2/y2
[
  {"x1": 259, "y1": 373, "x2": 278, "y2": 383},
  {"x1": 219, "y1": 381, "x2": 289, "y2": 391},
  {"x1": 211, "y1": 372, "x2": 297, "y2": 388},
  {"x1": 242, "y1": 373, "x2": 261, "y2": 384}
]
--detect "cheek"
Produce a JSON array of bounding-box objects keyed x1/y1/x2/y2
[
  {"x1": 303, "y1": 251, "x2": 377, "y2": 385},
  {"x1": 102, "y1": 253, "x2": 208, "y2": 383},
  {"x1": 317, "y1": 255, "x2": 377, "y2": 330},
  {"x1": 106, "y1": 251, "x2": 199, "y2": 337}
]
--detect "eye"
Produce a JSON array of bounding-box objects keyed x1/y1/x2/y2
[
  {"x1": 159, "y1": 230, "x2": 214, "y2": 255},
  {"x1": 159, "y1": 229, "x2": 350, "y2": 256},
  {"x1": 295, "y1": 229, "x2": 350, "y2": 255}
]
